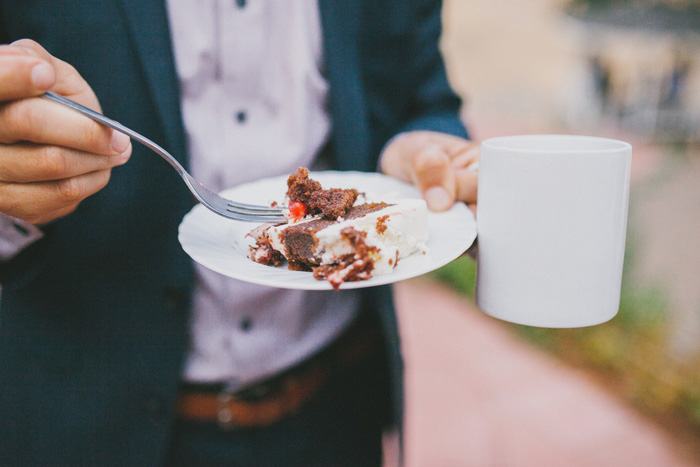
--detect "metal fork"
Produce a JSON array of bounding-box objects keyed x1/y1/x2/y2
[{"x1": 42, "y1": 91, "x2": 287, "y2": 223}]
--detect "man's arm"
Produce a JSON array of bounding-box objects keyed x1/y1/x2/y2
[
  {"x1": 396, "y1": 0, "x2": 469, "y2": 139},
  {"x1": 377, "y1": 0, "x2": 478, "y2": 213}
]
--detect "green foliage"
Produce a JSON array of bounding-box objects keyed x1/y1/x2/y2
[
  {"x1": 571, "y1": 0, "x2": 618, "y2": 8},
  {"x1": 431, "y1": 255, "x2": 476, "y2": 297}
]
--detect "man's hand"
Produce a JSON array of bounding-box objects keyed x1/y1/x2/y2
[
  {"x1": 379, "y1": 131, "x2": 478, "y2": 214},
  {"x1": 0, "y1": 39, "x2": 131, "y2": 224}
]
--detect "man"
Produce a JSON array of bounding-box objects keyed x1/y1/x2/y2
[{"x1": 0, "y1": 1, "x2": 478, "y2": 465}]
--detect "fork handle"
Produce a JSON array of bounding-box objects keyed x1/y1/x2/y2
[{"x1": 41, "y1": 91, "x2": 188, "y2": 176}]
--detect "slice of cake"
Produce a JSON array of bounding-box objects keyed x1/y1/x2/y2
[{"x1": 248, "y1": 168, "x2": 428, "y2": 289}]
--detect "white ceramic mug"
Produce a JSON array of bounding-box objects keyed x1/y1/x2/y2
[{"x1": 475, "y1": 135, "x2": 632, "y2": 328}]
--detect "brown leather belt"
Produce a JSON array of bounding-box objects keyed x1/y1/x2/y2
[{"x1": 175, "y1": 313, "x2": 380, "y2": 429}]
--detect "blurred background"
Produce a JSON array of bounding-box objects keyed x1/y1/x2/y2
[{"x1": 394, "y1": 0, "x2": 700, "y2": 465}]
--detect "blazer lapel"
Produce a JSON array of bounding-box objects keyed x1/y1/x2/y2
[
  {"x1": 318, "y1": 0, "x2": 370, "y2": 171},
  {"x1": 117, "y1": 0, "x2": 369, "y2": 170},
  {"x1": 118, "y1": 0, "x2": 187, "y2": 164}
]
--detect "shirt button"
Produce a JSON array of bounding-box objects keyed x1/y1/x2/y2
[
  {"x1": 235, "y1": 110, "x2": 247, "y2": 123},
  {"x1": 236, "y1": 0, "x2": 246, "y2": 8},
  {"x1": 12, "y1": 222, "x2": 29, "y2": 236},
  {"x1": 240, "y1": 317, "x2": 253, "y2": 332}
]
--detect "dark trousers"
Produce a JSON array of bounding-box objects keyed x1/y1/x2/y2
[{"x1": 164, "y1": 322, "x2": 392, "y2": 467}]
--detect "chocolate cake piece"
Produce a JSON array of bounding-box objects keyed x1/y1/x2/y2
[{"x1": 286, "y1": 168, "x2": 358, "y2": 220}]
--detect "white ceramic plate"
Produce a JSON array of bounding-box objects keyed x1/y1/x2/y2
[{"x1": 178, "y1": 171, "x2": 476, "y2": 290}]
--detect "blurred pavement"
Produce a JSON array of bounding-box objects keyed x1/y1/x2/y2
[{"x1": 393, "y1": 278, "x2": 698, "y2": 467}]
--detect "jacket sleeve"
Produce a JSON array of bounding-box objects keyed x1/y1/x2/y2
[
  {"x1": 398, "y1": 0, "x2": 469, "y2": 139},
  {"x1": 360, "y1": 0, "x2": 469, "y2": 157}
]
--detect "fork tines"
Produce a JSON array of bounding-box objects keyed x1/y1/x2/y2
[{"x1": 226, "y1": 202, "x2": 287, "y2": 222}]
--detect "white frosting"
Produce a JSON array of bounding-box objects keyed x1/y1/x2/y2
[{"x1": 265, "y1": 198, "x2": 428, "y2": 275}]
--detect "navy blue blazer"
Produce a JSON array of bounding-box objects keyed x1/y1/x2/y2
[{"x1": 0, "y1": 0, "x2": 467, "y2": 465}]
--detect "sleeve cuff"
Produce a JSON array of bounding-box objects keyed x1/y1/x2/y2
[{"x1": 0, "y1": 213, "x2": 45, "y2": 261}]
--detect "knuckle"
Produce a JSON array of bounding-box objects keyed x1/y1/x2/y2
[
  {"x1": 1, "y1": 100, "x2": 46, "y2": 143},
  {"x1": 38, "y1": 145, "x2": 67, "y2": 178},
  {"x1": 414, "y1": 147, "x2": 449, "y2": 173},
  {"x1": 85, "y1": 119, "x2": 109, "y2": 152},
  {"x1": 56, "y1": 177, "x2": 83, "y2": 203},
  {"x1": 11, "y1": 38, "x2": 39, "y2": 49},
  {"x1": 0, "y1": 102, "x2": 25, "y2": 140},
  {"x1": 61, "y1": 63, "x2": 86, "y2": 89},
  {"x1": 0, "y1": 152, "x2": 18, "y2": 182},
  {"x1": 63, "y1": 62, "x2": 78, "y2": 76},
  {"x1": 9, "y1": 39, "x2": 41, "y2": 55}
]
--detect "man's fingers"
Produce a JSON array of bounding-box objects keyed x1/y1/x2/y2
[
  {"x1": 0, "y1": 53, "x2": 55, "y2": 100},
  {"x1": 0, "y1": 142, "x2": 131, "y2": 183},
  {"x1": 411, "y1": 142, "x2": 478, "y2": 210},
  {"x1": 429, "y1": 132, "x2": 475, "y2": 159},
  {"x1": 411, "y1": 145, "x2": 456, "y2": 212},
  {"x1": 9, "y1": 39, "x2": 101, "y2": 111},
  {"x1": 379, "y1": 130, "x2": 479, "y2": 212},
  {"x1": 0, "y1": 41, "x2": 128, "y2": 169},
  {"x1": 451, "y1": 145, "x2": 480, "y2": 169},
  {"x1": 0, "y1": 97, "x2": 131, "y2": 156},
  {"x1": 0, "y1": 169, "x2": 113, "y2": 223},
  {"x1": 453, "y1": 145, "x2": 479, "y2": 204},
  {"x1": 9, "y1": 40, "x2": 85, "y2": 96},
  {"x1": 455, "y1": 166, "x2": 478, "y2": 204}
]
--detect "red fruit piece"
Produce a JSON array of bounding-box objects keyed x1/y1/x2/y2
[{"x1": 288, "y1": 201, "x2": 308, "y2": 223}]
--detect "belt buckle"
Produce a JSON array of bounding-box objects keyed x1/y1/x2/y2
[
  {"x1": 216, "y1": 391, "x2": 236, "y2": 429},
  {"x1": 233, "y1": 381, "x2": 274, "y2": 402}
]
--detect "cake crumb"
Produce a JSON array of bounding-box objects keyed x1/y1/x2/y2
[{"x1": 376, "y1": 215, "x2": 390, "y2": 234}]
